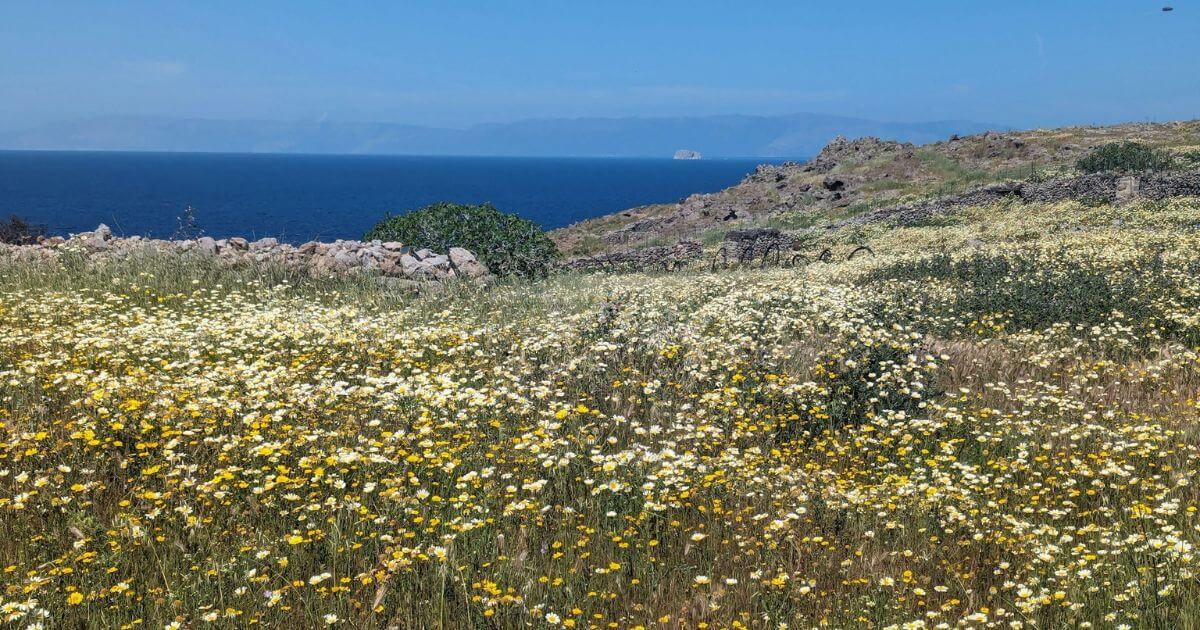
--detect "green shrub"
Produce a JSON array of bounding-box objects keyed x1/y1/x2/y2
[
  {"x1": 364, "y1": 202, "x2": 560, "y2": 278},
  {"x1": 1076, "y1": 141, "x2": 1175, "y2": 174},
  {"x1": 872, "y1": 252, "x2": 1129, "y2": 328},
  {"x1": 0, "y1": 214, "x2": 46, "y2": 245}
]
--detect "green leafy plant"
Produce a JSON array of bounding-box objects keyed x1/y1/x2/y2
[
  {"x1": 1076, "y1": 141, "x2": 1176, "y2": 174},
  {"x1": 0, "y1": 214, "x2": 47, "y2": 245},
  {"x1": 365, "y1": 202, "x2": 560, "y2": 278}
]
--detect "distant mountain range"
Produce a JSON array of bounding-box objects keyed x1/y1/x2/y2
[{"x1": 0, "y1": 114, "x2": 1001, "y2": 158}]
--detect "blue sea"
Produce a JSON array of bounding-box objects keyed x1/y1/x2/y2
[{"x1": 0, "y1": 151, "x2": 780, "y2": 243}]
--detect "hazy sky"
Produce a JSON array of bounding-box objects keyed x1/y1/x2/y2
[{"x1": 1, "y1": 1, "x2": 1196, "y2": 131}]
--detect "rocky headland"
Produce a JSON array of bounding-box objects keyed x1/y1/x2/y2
[{"x1": 552, "y1": 119, "x2": 1200, "y2": 256}]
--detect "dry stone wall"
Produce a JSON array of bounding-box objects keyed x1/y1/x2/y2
[
  {"x1": 1, "y1": 226, "x2": 492, "y2": 282},
  {"x1": 719, "y1": 228, "x2": 806, "y2": 262},
  {"x1": 835, "y1": 171, "x2": 1200, "y2": 228},
  {"x1": 562, "y1": 240, "x2": 703, "y2": 272}
]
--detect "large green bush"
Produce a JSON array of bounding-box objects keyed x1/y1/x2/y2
[
  {"x1": 364, "y1": 202, "x2": 560, "y2": 278},
  {"x1": 1076, "y1": 141, "x2": 1176, "y2": 174}
]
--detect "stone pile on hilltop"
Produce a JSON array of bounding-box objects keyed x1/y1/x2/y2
[{"x1": 1, "y1": 224, "x2": 492, "y2": 282}]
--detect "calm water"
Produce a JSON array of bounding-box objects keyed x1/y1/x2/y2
[{"x1": 0, "y1": 151, "x2": 778, "y2": 242}]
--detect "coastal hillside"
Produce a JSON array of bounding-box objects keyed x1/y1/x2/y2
[
  {"x1": 552, "y1": 119, "x2": 1200, "y2": 256},
  {"x1": 5, "y1": 186, "x2": 1200, "y2": 627}
]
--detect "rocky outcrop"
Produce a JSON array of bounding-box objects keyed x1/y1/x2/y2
[
  {"x1": 1, "y1": 226, "x2": 492, "y2": 282},
  {"x1": 673, "y1": 149, "x2": 702, "y2": 160},
  {"x1": 562, "y1": 240, "x2": 703, "y2": 272},
  {"x1": 803, "y1": 135, "x2": 915, "y2": 174},
  {"x1": 744, "y1": 162, "x2": 802, "y2": 186},
  {"x1": 582, "y1": 137, "x2": 921, "y2": 249}
]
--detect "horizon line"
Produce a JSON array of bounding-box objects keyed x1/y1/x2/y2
[{"x1": 0, "y1": 147, "x2": 810, "y2": 161}]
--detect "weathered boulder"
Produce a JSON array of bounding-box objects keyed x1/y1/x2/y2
[
  {"x1": 449, "y1": 247, "x2": 489, "y2": 278},
  {"x1": 422, "y1": 254, "x2": 449, "y2": 268},
  {"x1": 397, "y1": 254, "x2": 424, "y2": 275},
  {"x1": 195, "y1": 237, "x2": 218, "y2": 256},
  {"x1": 313, "y1": 251, "x2": 357, "y2": 274},
  {"x1": 378, "y1": 257, "x2": 402, "y2": 277},
  {"x1": 79, "y1": 223, "x2": 114, "y2": 249},
  {"x1": 84, "y1": 233, "x2": 109, "y2": 249}
]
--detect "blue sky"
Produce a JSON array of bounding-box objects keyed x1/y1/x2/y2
[{"x1": 1, "y1": 1, "x2": 1196, "y2": 131}]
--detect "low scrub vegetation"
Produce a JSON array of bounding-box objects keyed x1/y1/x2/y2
[
  {"x1": 1076, "y1": 140, "x2": 1176, "y2": 174},
  {"x1": 867, "y1": 249, "x2": 1197, "y2": 339},
  {"x1": 365, "y1": 202, "x2": 560, "y2": 278},
  {"x1": 0, "y1": 214, "x2": 46, "y2": 245}
]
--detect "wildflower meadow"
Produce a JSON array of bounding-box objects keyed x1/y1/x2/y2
[{"x1": 4, "y1": 198, "x2": 1200, "y2": 628}]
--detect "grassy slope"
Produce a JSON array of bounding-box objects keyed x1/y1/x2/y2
[
  {"x1": 551, "y1": 119, "x2": 1200, "y2": 257},
  {"x1": 5, "y1": 194, "x2": 1200, "y2": 627}
]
